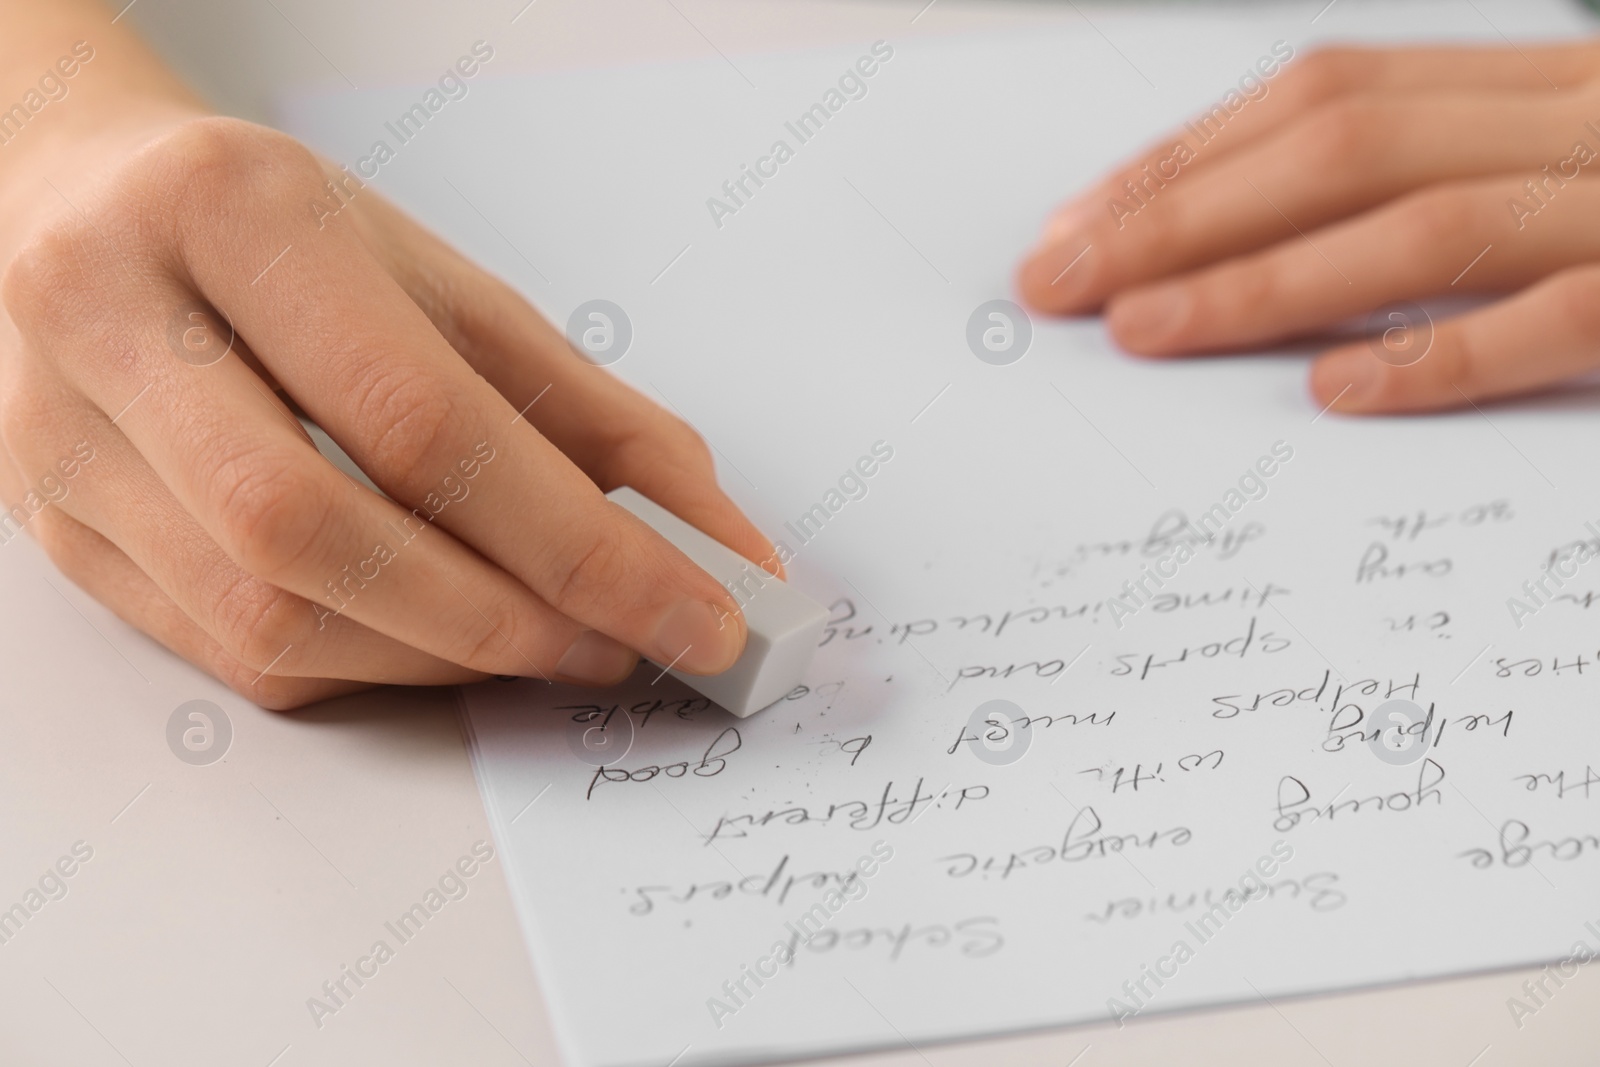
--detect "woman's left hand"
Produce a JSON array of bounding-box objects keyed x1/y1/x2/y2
[{"x1": 1018, "y1": 43, "x2": 1600, "y2": 413}]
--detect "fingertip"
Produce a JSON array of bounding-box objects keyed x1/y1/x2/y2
[
  {"x1": 1017, "y1": 238, "x2": 1097, "y2": 314},
  {"x1": 759, "y1": 544, "x2": 787, "y2": 581},
  {"x1": 586, "y1": 492, "x2": 750, "y2": 676},
  {"x1": 1014, "y1": 258, "x2": 1050, "y2": 313},
  {"x1": 1310, "y1": 346, "x2": 1379, "y2": 414},
  {"x1": 1041, "y1": 196, "x2": 1098, "y2": 246},
  {"x1": 1014, "y1": 253, "x2": 1049, "y2": 311},
  {"x1": 686, "y1": 489, "x2": 786, "y2": 581},
  {"x1": 652, "y1": 598, "x2": 747, "y2": 676},
  {"x1": 1107, "y1": 284, "x2": 1191, "y2": 355},
  {"x1": 555, "y1": 629, "x2": 640, "y2": 686},
  {"x1": 732, "y1": 522, "x2": 785, "y2": 580}
]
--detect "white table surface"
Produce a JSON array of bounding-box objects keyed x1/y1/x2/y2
[{"x1": 1, "y1": 1, "x2": 1593, "y2": 1064}]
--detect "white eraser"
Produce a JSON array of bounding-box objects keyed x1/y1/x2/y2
[{"x1": 606, "y1": 487, "x2": 828, "y2": 718}]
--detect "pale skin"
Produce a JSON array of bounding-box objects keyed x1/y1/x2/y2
[
  {"x1": 3, "y1": 9, "x2": 1593, "y2": 711},
  {"x1": 0, "y1": 0, "x2": 779, "y2": 708},
  {"x1": 1018, "y1": 44, "x2": 1600, "y2": 412}
]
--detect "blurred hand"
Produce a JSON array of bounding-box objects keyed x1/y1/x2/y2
[
  {"x1": 1018, "y1": 44, "x2": 1600, "y2": 413},
  {"x1": 0, "y1": 30, "x2": 774, "y2": 708}
]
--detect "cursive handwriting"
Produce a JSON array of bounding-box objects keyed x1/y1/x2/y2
[
  {"x1": 706, "y1": 778, "x2": 989, "y2": 844},
  {"x1": 1460, "y1": 819, "x2": 1600, "y2": 868},
  {"x1": 938, "y1": 806, "x2": 1191, "y2": 880},
  {"x1": 1275, "y1": 758, "x2": 1445, "y2": 831},
  {"x1": 1086, "y1": 871, "x2": 1347, "y2": 922},
  {"x1": 586, "y1": 727, "x2": 741, "y2": 800}
]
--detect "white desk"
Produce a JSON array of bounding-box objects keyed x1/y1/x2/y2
[{"x1": 1, "y1": 1, "x2": 1592, "y2": 1063}]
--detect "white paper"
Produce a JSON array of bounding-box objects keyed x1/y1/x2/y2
[{"x1": 285, "y1": 4, "x2": 1600, "y2": 1064}]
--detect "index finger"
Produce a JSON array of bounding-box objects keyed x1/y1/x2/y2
[
  {"x1": 1036, "y1": 43, "x2": 1598, "y2": 244},
  {"x1": 165, "y1": 121, "x2": 748, "y2": 676},
  {"x1": 348, "y1": 197, "x2": 783, "y2": 577},
  {"x1": 1020, "y1": 84, "x2": 1587, "y2": 314}
]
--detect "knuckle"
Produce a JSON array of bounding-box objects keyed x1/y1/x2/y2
[
  {"x1": 0, "y1": 372, "x2": 57, "y2": 457},
  {"x1": 1438, "y1": 329, "x2": 1487, "y2": 400},
  {"x1": 28, "y1": 509, "x2": 89, "y2": 576},
  {"x1": 1, "y1": 223, "x2": 99, "y2": 335},
  {"x1": 624, "y1": 416, "x2": 713, "y2": 473},
  {"x1": 549, "y1": 533, "x2": 630, "y2": 618},
  {"x1": 210, "y1": 452, "x2": 329, "y2": 580},
  {"x1": 1206, "y1": 259, "x2": 1278, "y2": 322},
  {"x1": 453, "y1": 596, "x2": 539, "y2": 672},
  {"x1": 213, "y1": 654, "x2": 320, "y2": 710},
  {"x1": 156, "y1": 116, "x2": 323, "y2": 209},
  {"x1": 1392, "y1": 187, "x2": 1482, "y2": 263},
  {"x1": 666, "y1": 419, "x2": 713, "y2": 464},
  {"x1": 432, "y1": 267, "x2": 511, "y2": 347},
  {"x1": 1136, "y1": 205, "x2": 1197, "y2": 267},
  {"x1": 1298, "y1": 97, "x2": 1385, "y2": 172},
  {"x1": 350, "y1": 367, "x2": 466, "y2": 483},
  {"x1": 1281, "y1": 47, "x2": 1370, "y2": 106},
  {"x1": 209, "y1": 571, "x2": 304, "y2": 668},
  {"x1": 240, "y1": 683, "x2": 314, "y2": 712},
  {"x1": 1546, "y1": 266, "x2": 1600, "y2": 338}
]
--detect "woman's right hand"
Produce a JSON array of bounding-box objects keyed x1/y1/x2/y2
[{"x1": 1, "y1": 89, "x2": 775, "y2": 708}]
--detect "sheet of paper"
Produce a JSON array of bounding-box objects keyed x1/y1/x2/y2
[{"x1": 285, "y1": 4, "x2": 1600, "y2": 1064}]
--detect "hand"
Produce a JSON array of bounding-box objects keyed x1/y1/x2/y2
[
  {"x1": 1018, "y1": 43, "x2": 1600, "y2": 413},
  {"x1": 0, "y1": 29, "x2": 774, "y2": 709}
]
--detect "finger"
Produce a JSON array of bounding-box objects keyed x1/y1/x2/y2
[
  {"x1": 148, "y1": 365, "x2": 640, "y2": 685},
  {"x1": 6, "y1": 377, "x2": 490, "y2": 686},
  {"x1": 345, "y1": 187, "x2": 783, "y2": 576},
  {"x1": 1105, "y1": 177, "x2": 1600, "y2": 355},
  {"x1": 159, "y1": 121, "x2": 746, "y2": 675},
  {"x1": 1310, "y1": 264, "x2": 1600, "y2": 414},
  {"x1": 1039, "y1": 43, "x2": 1600, "y2": 242},
  {"x1": 27, "y1": 506, "x2": 363, "y2": 710},
  {"x1": 1021, "y1": 86, "x2": 1600, "y2": 312},
  {"x1": 5, "y1": 251, "x2": 639, "y2": 687}
]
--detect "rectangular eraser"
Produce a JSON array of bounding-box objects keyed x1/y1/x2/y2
[{"x1": 606, "y1": 487, "x2": 829, "y2": 718}]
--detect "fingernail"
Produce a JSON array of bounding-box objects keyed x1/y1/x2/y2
[
  {"x1": 1043, "y1": 197, "x2": 1099, "y2": 243},
  {"x1": 555, "y1": 630, "x2": 639, "y2": 685},
  {"x1": 1111, "y1": 285, "x2": 1189, "y2": 351},
  {"x1": 1312, "y1": 349, "x2": 1378, "y2": 411},
  {"x1": 1024, "y1": 240, "x2": 1098, "y2": 310},
  {"x1": 757, "y1": 542, "x2": 786, "y2": 580},
  {"x1": 652, "y1": 600, "x2": 743, "y2": 675}
]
